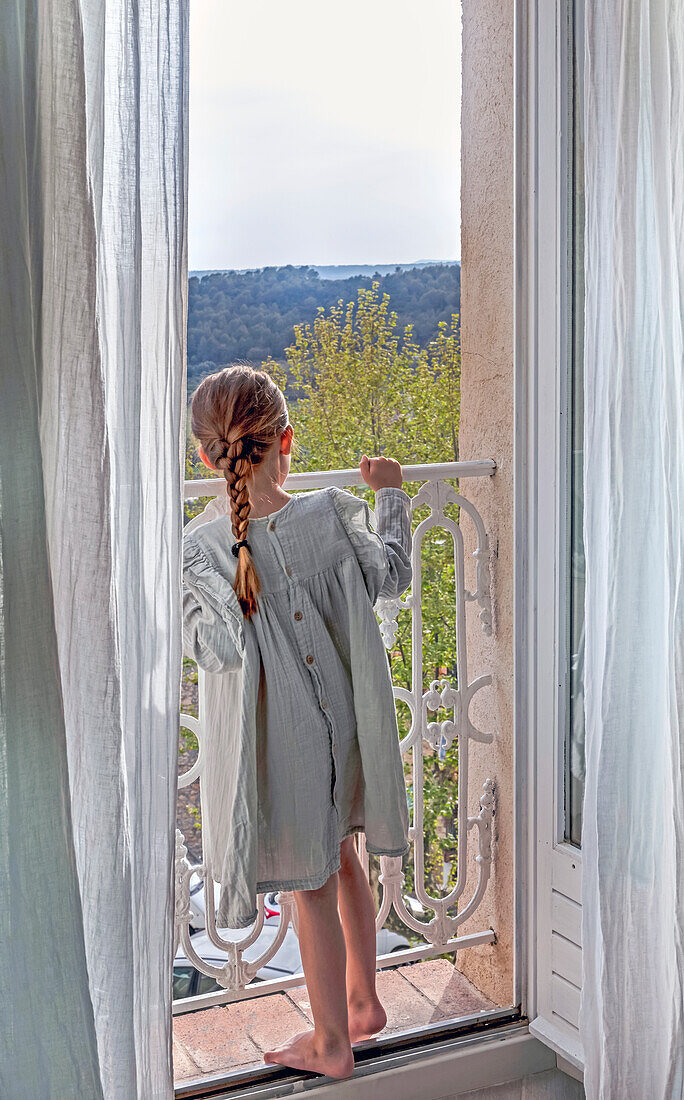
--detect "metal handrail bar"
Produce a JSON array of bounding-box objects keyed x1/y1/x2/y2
[
  {"x1": 184, "y1": 458, "x2": 496, "y2": 499},
  {"x1": 175, "y1": 456, "x2": 497, "y2": 1012},
  {"x1": 172, "y1": 928, "x2": 496, "y2": 1016}
]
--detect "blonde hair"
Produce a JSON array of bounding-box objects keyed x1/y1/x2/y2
[{"x1": 191, "y1": 365, "x2": 289, "y2": 618}]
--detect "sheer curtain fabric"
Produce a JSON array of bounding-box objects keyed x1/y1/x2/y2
[
  {"x1": 0, "y1": 1, "x2": 187, "y2": 1097},
  {"x1": 581, "y1": 2, "x2": 684, "y2": 1097}
]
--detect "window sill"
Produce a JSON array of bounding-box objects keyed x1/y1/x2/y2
[{"x1": 175, "y1": 1018, "x2": 555, "y2": 1099}]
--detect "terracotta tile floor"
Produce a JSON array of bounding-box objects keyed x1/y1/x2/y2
[{"x1": 173, "y1": 958, "x2": 497, "y2": 1086}]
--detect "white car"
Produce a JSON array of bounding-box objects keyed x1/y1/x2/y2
[
  {"x1": 186, "y1": 874, "x2": 424, "y2": 934},
  {"x1": 174, "y1": 881, "x2": 410, "y2": 1000}
]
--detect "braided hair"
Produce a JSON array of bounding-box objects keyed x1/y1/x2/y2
[{"x1": 190, "y1": 365, "x2": 289, "y2": 618}]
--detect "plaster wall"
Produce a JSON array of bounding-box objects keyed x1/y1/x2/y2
[
  {"x1": 456, "y1": 1068, "x2": 585, "y2": 1100},
  {"x1": 456, "y1": 0, "x2": 516, "y2": 1005}
]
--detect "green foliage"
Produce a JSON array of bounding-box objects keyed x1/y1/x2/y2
[
  {"x1": 187, "y1": 263, "x2": 461, "y2": 395},
  {"x1": 180, "y1": 658, "x2": 199, "y2": 753},
  {"x1": 182, "y1": 278, "x2": 464, "y2": 913},
  {"x1": 284, "y1": 283, "x2": 460, "y2": 469},
  {"x1": 282, "y1": 282, "x2": 463, "y2": 904},
  {"x1": 413, "y1": 738, "x2": 460, "y2": 900},
  {"x1": 184, "y1": 427, "x2": 217, "y2": 525}
]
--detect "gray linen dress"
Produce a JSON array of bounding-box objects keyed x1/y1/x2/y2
[{"x1": 182, "y1": 485, "x2": 412, "y2": 928}]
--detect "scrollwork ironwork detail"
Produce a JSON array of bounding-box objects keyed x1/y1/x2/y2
[{"x1": 174, "y1": 469, "x2": 496, "y2": 1003}]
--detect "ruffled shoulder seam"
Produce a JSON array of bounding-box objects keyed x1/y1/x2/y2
[
  {"x1": 326, "y1": 483, "x2": 367, "y2": 518},
  {"x1": 327, "y1": 485, "x2": 388, "y2": 574},
  {"x1": 182, "y1": 534, "x2": 245, "y2": 638}
]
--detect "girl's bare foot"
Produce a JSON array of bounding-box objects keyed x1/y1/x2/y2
[
  {"x1": 264, "y1": 1028, "x2": 354, "y2": 1078},
  {"x1": 347, "y1": 996, "x2": 387, "y2": 1044}
]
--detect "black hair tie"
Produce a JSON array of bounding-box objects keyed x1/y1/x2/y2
[{"x1": 232, "y1": 539, "x2": 250, "y2": 557}]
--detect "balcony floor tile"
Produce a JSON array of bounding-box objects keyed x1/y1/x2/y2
[
  {"x1": 401, "y1": 957, "x2": 496, "y2": 1018},
  {"x1": 173, "y1": 1005, "x2": 262, "y2": 1075},
  {"x1": 173, "y1": 959, "x2": 498, "y2": 1086}
]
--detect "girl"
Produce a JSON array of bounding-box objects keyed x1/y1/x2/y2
[{"x1": 182, "y1": 364, "x2": 411, "y2": 1079}]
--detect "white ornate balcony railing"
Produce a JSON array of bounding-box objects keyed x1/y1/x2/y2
[{"x1": 175, "y1": 460, "x2": 496, "y2": 1013}]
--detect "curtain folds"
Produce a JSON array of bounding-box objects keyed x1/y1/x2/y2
[
  {"x1": 581, "y1": 2, "x2": 684, "y2": 1098},
  {"x1": 0, "y1": 1, "x2": 187, "y2": 1096}
]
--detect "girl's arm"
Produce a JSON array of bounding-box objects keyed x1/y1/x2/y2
[
  {"x1": 372, "y1": 485, "x2": 412, "y2": 600},
  {"x1": 330, "y1": 456, "x2": 412, "y2": 605},
  {"x1": 182, "y1": 538, "x2": 245, "y2": 674}
]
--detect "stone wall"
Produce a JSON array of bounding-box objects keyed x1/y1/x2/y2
[{"x1": 457, "y1": 0, "x2": 516, "y2": 1006}]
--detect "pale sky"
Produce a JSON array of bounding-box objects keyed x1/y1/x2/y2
[{"x1": 189, "y1": 0, "x2": 461, "y2": 270}]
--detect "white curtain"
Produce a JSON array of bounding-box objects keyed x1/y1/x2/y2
[
  {"x1": 0, "y1": 1, "x2": 187, "y2": 1097},
  {"x1": 581, "y1": 2, "x2": 684, "y2": 1098}
]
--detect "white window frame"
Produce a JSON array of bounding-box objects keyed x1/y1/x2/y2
[
  {"x1": 174, "y1": 3, "x2": 590, "y2": 1092},
  {"x1": 515, "y1": 0, "x2": 585, "y2": 1077}
]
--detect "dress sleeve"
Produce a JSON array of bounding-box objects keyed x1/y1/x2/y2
[
  {"x1": 330, "y1": 485, "x2": 412, "y2": 605},
  {"x1": 182, "y1": 536, "x2": 245, "y2": 673}
]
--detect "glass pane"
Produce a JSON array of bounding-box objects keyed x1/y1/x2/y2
[
  {"x1": 173, "y1": 966, "x2": 195, "y2": 1000},
  {"x1": 196, "y1": 974, "x2": 222, "y2": 996},
  {"x1": 565, "y1": 0, "x2": 585, "y2": 846}
]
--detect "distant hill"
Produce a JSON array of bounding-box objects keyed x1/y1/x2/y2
[
  {"x1": 312, "y1": 261, "x2": 459, "y2": 280},
  {"x1": 187, "y1": 262, "x2": 460, "y2": 394},
  {"x1": 190, "y1": 260, "x2": 459, "y2": 282}
]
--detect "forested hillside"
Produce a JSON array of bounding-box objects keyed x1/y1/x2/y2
[{"x1": 187, "y1": 262, "x2": 460, "y2": 394}]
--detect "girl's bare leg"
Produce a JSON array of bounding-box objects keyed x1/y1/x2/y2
[
  {"x1": 264, "y1": 872, "x2": 354, "y2": 1078},
  {"x1": 337, "y1": 837, "x2": 387, "y2": 1042}
]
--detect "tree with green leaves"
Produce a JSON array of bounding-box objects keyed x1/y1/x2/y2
[
  {"x1": 277, "y1": 283, "x2": 463, "y2": 905},
  {"x1": 184, "y1": 281, "x2": 464, "y2": 912},
  {"x1": 186, "y1": 262, "x2": 461, "y2": 387}
]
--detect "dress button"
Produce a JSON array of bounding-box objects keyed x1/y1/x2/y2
[
  {"x1": 294, "y1": 611, "x2": 303, "y2": 621},
  {"x1": 285, "y1": 566, "x2": 292, "y2": 577},
  {"x1": 306, "y1": 654, "x2": 314, "y2": 665},
  {"x1": 268, "y1": 521, "x2": 275, "y2": 531},
  {"x1": 321, "y1": 698, "x2": 328, "y2": 708}
]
